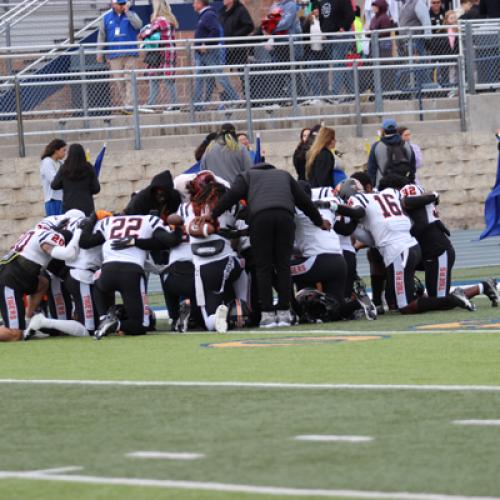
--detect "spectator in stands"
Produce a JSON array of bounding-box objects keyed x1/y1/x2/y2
[
  {"x1": 293, "y1": 128, "x2": 311, "y2": 180},
  {"x1": 318, "y1": 0, "x2": 355, "y2": 101},
  {"x1": 429, "y1": 0, "x2": 445, "y2": 26},
  {"x1": 306, "y1": 126, "x2": 337, "y2": 187},
  {"x1": 40, "y1": 139, "x2": 67, "y2": 216},
  {"x1": 369, "y1": 0, "x2": 393, "y2": 57},
  {"x1": 439, "y1": 10, "x2": 459, "y2": 92},
  {"x1": 138, "y1": 0, "x2": 179, "y2": 112},
  {"x1": 200, "y1": 123, "x2": 253, "y2": 184},
  {"x1": 480, "y1": 0, "x2": 500, "y2": 18},
  {"x1": 192, "y1": 0, "x2": 239, "y2": 110},
  {"x1": 219, "y1": 0, "x2": 254, "y2": 91},
  {"x1": 97, "y1": 0, "x2": 143, "y2": 114},
  {"x1": 397, "y1": 0, "x2": 432, "y2": 90},
  {"x1": 398, "y1": 126, "x2": 423, "y2": 173},
  {"x1": 428, "y1": 0, "x2": 446, "y2": 85},
  {"x1": 263, "y1": 0, "x2": 302, "y2": 101},
  {"x1": 459, "y1": 0, "x2": 480, "y2": 19},
  {"x1": 301, "y1": 6, "x2": 328, "y2": 104},
  {"x1": 237, "y1": 133, "x2": 257, "y2": 163},
  {"x1": 51, "y1": 144, "x2": 100, "y2": 216},
  {"x1": 364, "y1": 0, "x2": 399, "y2": 28}
]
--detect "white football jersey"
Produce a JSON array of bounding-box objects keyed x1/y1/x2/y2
[
  {"x1": 182, "y1": 202, "x2": 237, "y2": 264},
  {"x1": 96, "y1": 214, "x2": 167, "y2": 267},
  {"x1": 11, "y1": 228, "x2": 65, "y2": 268},
  {"x1": 400, "y1": 184, "x2": 440, "y2": 225},
  {"x1": 348, "y1": 189, "x2": 417, "y2": 266},
  {"x1": 65, "y1": 219, "x2": 103, "y2": 273},
  {"x1": 295, "y1": 187, "x2": 342, "y2": 257}
]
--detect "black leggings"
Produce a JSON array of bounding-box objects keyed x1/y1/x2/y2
[
  {"x1": 162, "y1": 260, "x2": 197, "y2": 322},
  {"x1": 424, "y1": 244, "x2": 455, "y2": 298},
  {"x1": 94, "y1": 262, "x2": 148, "y2": 335},
  {"x1": 250, "y1": 209, "x2": 295, "y2": 312},
  {"x1": 343, "y1": 250, "x2": 357, "y2": 299}
]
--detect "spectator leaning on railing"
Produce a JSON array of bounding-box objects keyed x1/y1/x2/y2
[
  {"x1": 192, "y1": 0, "x2": 239, "y2": 110},
  {"x1": 97, "y1": 0, "x2": 143, "y2": 114}
]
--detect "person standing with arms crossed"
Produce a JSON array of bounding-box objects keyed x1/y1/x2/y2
[
  {"x1": 40, "y1": 139, "x2": 67, "y2": 216},
  {"x1": 97, "y1": 0, "x2": 143, "y2": 114}
]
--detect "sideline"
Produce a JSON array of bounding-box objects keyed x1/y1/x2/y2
[
  {"x1": 1, "y1": 379, "x2": 500, "y2": 392},
  {"x1": 0, "y1": 468, "x2": 499, "y2": 500}
]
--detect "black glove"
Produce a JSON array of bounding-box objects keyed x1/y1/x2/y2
[
  {"x1": 50, "y1": 217, "x2": 69, "y2": 233},
  {"x1": 217, "y1": 227, "x2": 240, "y2": 240},
  {"x1": 111, "y1": 237, "x2": 136, "y2": 250},
  {"x1": 79, "y1": 212, "x2": 97, "y2": 230}
]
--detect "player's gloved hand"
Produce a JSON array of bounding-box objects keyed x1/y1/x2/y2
[
  {"x1": 111, "y1": 237, "x2": 136, "y2": 250},
  {"x1": 79, "y1": 212, "x2": 97, "y2": 230},
  {"x1": 51, "y1": 217, "x2": 70, "y2": 233},
  {"x1": 432, "y1": 191, "x2": 440, "y2": 205},
  {"x1": 217, "y1": 226, "x2": 240, "y2": 240}
]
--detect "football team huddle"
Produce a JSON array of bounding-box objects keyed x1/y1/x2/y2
[{"x1": 0, "y1": 164, "x2": 497, "y2": 342}]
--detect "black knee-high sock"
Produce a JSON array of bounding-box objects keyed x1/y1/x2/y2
[
  {"x1": 371, "y1": 274, "x2": 386, "y2": 306},
  {"x1": 415, "y1": 295, "x2": 457, "y2": 313}
]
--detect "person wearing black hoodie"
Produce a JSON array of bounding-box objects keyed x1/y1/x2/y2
[
  {"x1": 210, "y1": 163, "x2": 329, "y2": 328},
  {"x1": 124, "y1": 170, "x2": 181, "y2": 220}
]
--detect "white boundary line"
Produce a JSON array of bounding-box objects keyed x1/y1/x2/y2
[
  {"x1": 294, "y1": 435, "x2": 374, "y2": 443},
  {"x1": 0, "y1": 469, "x2": 499, "y2": 500},
  {"x1": 453, "y1": 420, "x2": 500, "y2": 426},
  {"x1": 167, "y1": 330, "x2": 500, "y2": 336},
  {"x1": 1, "y1": 379, "x2": 500, "y2": 392},
  {"x1": 126, "y1": 451, "x2": 204, "y2": 460}
]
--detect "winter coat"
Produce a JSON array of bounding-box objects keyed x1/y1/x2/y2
[
  {"x1": 307, "y1": 148, "x2": 336, "y2": 188},
  {"x1": 480, "y1": 0, "x2": 500, "y2": 18},
  {"x1": 370, "y1": 0, "x2": 394, "y2": 34},
  {"x1": 51, "y1": 167, "x2": 100, "y2": 216},
  {"x1": 124, "y1": 170, "x2": 181, "y2": 219},
  {"x1": 219, "y1": 0, "x2": 254, "y2": 65},
  {"x1": 211, "y1": 163, "x2": 323, "y2": 226}
]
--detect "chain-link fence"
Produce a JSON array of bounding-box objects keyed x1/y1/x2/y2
[{"x1": 1, "y1": 22, "x2": 498, "y2": 156}]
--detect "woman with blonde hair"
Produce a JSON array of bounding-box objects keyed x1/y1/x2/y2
[
  {"x1": 138, "y1": 0, "x2": 179, "y2": 111},
  {"x1": 306, "y1": 126, "x2": 337, "y2": 187}
]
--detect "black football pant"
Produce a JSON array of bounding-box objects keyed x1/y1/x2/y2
[
  {"x1": 94, "y1": 262, "x2": 148, "y2": 335},
  {"x1": 423, "y1": 243, "x2": 455, "y2": 298},
  {"x1": 343, "y1": 250, "x2": 357, "y2": 299},
  {"x1": 162, "y1": 260, "x2": 197, "y2": 322},
  {"x1": 65, "y1": 274, "x2": 99, "y2": 333},
  {"x1": 250, "y1": 209, "x2": 295, "y2": 312}
]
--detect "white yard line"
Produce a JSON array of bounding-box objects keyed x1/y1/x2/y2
[
  {"x1": 453, "y1": 420, "x2": 500, "y2": 426},
  {"x1": 0, "y1": 468, "x2": 499, "y2": 500},
  {"x1": 126, "y1": 451, "x2": 204, "y2": 460},
  {"x1": 169, "y1": 330, "x2": 500, "y2": 336},
  {"x1": 294, "y1": 435, "x2": 373, "y2": 443},
  {"x1": 1, "y1": 379, "x2": 500, "y2": 392}
]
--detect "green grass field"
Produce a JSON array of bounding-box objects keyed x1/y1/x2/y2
[{"x1": 1, "y1": 267, "x2": 500, "y2": 500}]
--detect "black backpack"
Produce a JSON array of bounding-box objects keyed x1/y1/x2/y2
[{"x1": 380, "y1": 142, "x2": 412, "y2": 179}]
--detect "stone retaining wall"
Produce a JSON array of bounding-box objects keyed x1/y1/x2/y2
[{"x1": 0, "y1": 130, "x2": 496, "y2": 253}]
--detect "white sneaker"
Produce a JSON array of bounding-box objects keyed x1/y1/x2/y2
[
  {"x1": 23, "y1": 313, "x2": 46, "y2": 340},
  {"x1": 259, "y1": 311, "x2": 277, "y2": 329},
  {"x1": 276, "y1": 309, "x2": 292, "y2": 327},
  {"x1": 214, "y1": 304, "x2": 228, "y2": 333}
]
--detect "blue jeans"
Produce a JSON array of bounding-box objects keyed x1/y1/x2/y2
[
  {"x1": 45, "y1": 199, "x2": 63, "y2": 216},
  {"x1": 148, "y1": 77, "x2": 177, "y2": 106},
  {"x1": 397, "y1": 37, "x2": 431, "y2": 92},
  {"x1": 307, "y1": 50, "x2": 329, "y2": 97},
  {"x1": 193, "y1": 50, "x2": 239, "y2": 109},
  {"x1": 328, "y1": 34, "x2": 353, "y2": 96}
]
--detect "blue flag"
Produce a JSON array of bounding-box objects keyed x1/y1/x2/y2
[
  {"x1": 254, "y1": 133, "x2": 262, "y2": 165},
  {"x1": 94, "y1": 144, "x2": 106, "y2": 178},
  {"x1": 479, "y1": 145, "x2": 500, "y2": 239}
]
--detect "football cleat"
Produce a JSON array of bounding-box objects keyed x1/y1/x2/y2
[
  {"x1": 414, "y1": 276, "x2": 425, "y2": 298},
  {"x1": 259, "y1": 311, "x2": 277, "y2": 329},
  {"x1": 214, "y1": 304, "x2": 228, "y2": 333},
  {"x1": 353, "y1": 279, "x2": 377, "y2": 320},
  {"x1": 482, "y1": 279, "x2": 499, "y2": 307},
  {"x1": 22, "y1": 313, "x2": 46, "y2": 341},
  {"x1": 177, "y1": 301, "x2": 191, "y2": 333},
  {"x1": 450, "y1": 287, "x2": 476, "y2": 312},
  {"x1": 94, "y1": 311, "x2": 120, "y2": 340},
  {"x1": 276, "y1": 309, "x2": 292, "y2": 327}
]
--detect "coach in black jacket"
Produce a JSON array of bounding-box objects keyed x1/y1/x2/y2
[
  {"x1": 211, "y1": 163, "x2": 328, "y2": 327},
  {"x1": 219, "y1": 0, "x2": 254, "y2": 66}
]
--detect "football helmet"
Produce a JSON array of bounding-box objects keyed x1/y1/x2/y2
[
  {"x1": 337, "y1": 178, "x2": 364, "y2": 202},
  {"x1": 227, "y1": 299, "x2": 252, "y2": 330},
  {"x1": 294, "y1": 288, "x2": 339, "y2": 324}
]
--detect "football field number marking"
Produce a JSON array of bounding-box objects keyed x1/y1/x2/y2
[
  {"x1": 126, "y1": 451, "x2": 204, "y2": 460},
  {"x1": 294, "y1": 435, "x2": 373, "y2": 443}
]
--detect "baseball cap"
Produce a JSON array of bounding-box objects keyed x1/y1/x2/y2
[
  {"x1": 113, "y1": 0, "x2": 127, "y2": 5},
  {"x1": 381, "y1": 118, "x2": 397, "y2": 133}
]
